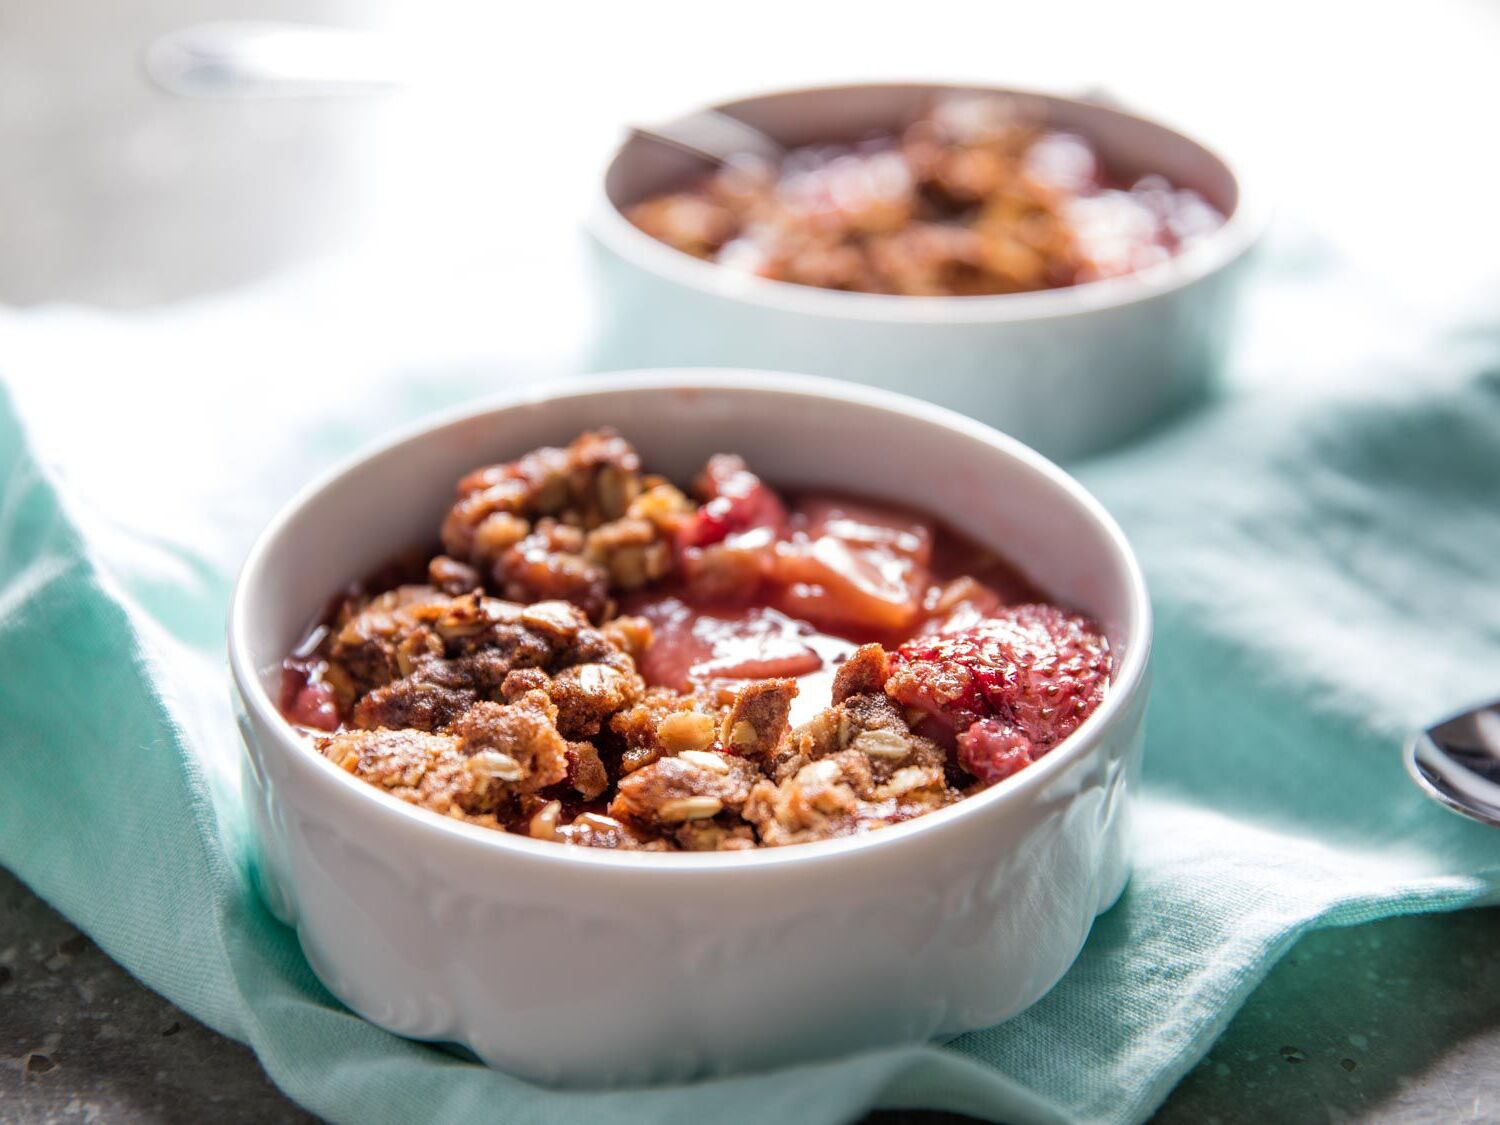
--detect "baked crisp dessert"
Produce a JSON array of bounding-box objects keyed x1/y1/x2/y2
[
  {"x1": 627, "y1": 95, "x2": 1224, "y2": 297},
  {"x1": 281, "y1": 430, "x2": 1111, "y2": 851}
]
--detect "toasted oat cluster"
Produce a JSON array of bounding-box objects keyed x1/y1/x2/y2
[
  {"x1": 627, "y1": 95, "x2": 1224, "y2": 297},
  {"x1": 281, "y1": 430, "x2": 1112, "y2": 851}
]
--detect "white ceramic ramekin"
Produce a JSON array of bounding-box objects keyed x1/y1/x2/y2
[
  {"x1": 586, "y1": 82, "x2": 1264, "y2": 462},
  {"x1": 228, "y1": 372, "x2": 1151, "y2": 1085}
]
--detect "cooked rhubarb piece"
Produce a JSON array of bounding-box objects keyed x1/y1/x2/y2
[
  {"x1": 626, "y1": 596, "x2": 834, "y2": 689},
  {"x1": 771, "y1": 498, "x2": 934, "y2": 633}
]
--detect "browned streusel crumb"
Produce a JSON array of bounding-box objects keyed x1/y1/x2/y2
[
  {"x1": 831, "y1": 643, "x2": 891, "y2": 703},
  {"x1": 322, "y1": 585, "x2": 453, "y2": 704},
  {"x1": 743, "y1": 745, "x2": 959, "y2": 848},
  {"x1": 497, "y1": 520, "x2": 612, "y2": 621},
  {"x1": 554, "y1": 812, "x2": 670, "y2": 852},
  {"x1": 718, "y1": 678, "x2": 797, "y2": 767},
  {"x1": 447, "y1": 692, "x2": 570, "y2": 795},
  {"x1": 627, "y1": 479, "x2": 696, "y2": 534},
  {"x1": 657, "y1": 710, "x2": 719, "y2": 755},
  {"x1": 545, "y1": 661, "x2": 643, "y2": 738},
  {"x1": 326, "y1": 590, "x2": 643, "y2": 737},
  {"x1": 566, "y1": 740, "x2": 610, "y2": 801},
  {"x1": 428, "y1": 555, "x2": 482, "y2": 596},
  {"x1": 352, "y1": 675, "x2": 477, "y2": 734},
  {"x1": 777, "y1": 691, "x2": 948, "y2": 784},
  {"x1": 499, "y1": 666, "x2": 551, "y2": 700},
  {"x1": 600, "y1": 614, "x2": 653, "y2": 660},
  {"x1": 608, "y1": 753, "x2": 763, "y2": 834},
  {"x1": 743, "y1": 750, "x2": 875, "y2": 847},
  {"x1": 672, "y1": 820, "x2": 759, "y2": 851},
  {"x1": 584, "y1": 517, "x2": 673, "y2": 591},
  {"x1": 319, "y1": 727, "x2": 509, "y2": 819},
  {"x1": 610, "y1": 687, "x2": 727, "y2": 775},
  {"x1": 437, "y1": 430, "x2": 687, "y2": 623}
]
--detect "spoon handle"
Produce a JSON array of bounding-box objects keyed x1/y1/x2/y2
[{"x1": 144, "y1": 21, "x2": 407, "y2": 98}]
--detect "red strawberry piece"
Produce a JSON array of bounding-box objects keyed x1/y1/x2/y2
[
  {"x1": 887, "y1": 604, "x2": 1110, "y2": 783},
  {"x1": 676, "y1": 455, "x2": 787, "y2": 551},
  {"x1": 955, "y1": 719, "x2": 1035, "y2": 783},
  {"x1": 279, "y1": 661, "x2": 340, "y2": 731}
]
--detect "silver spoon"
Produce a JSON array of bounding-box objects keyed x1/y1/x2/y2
[
  {"x1": 1406, "y1": 699, "x2": 1500, "y2": 827},
  {"x1": 143, "y1": 21, "x2": 785, "y2": 167},
  {"x1": 626, "y1": 114, "x2": 784, "y2": 168}
]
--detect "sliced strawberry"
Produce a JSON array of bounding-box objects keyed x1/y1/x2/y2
[
  {"x1": 887, "y1": 604, "x2": 1110, "y2": 779},
  {"x1": 955, "y1": 719, "x2": 1035, "y2": 784}
]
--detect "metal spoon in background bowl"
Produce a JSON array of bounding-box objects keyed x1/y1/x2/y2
[
  {"x1": 1406, "y1": 699, "x2": 1500, "y2": 827},
  {"x1": 625, "y1": 114, "x2": 784, "y2": 168},
  {"x1": 143, "y1": 21, "x2": 409, "y2": 97},
  {"x1": 143, "y1": 21, "x2": 784, "y2": 167}
]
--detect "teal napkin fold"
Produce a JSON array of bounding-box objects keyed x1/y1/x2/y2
[{"x1": 1, "y1": 292, "x2": 1498, "y2": 1123}]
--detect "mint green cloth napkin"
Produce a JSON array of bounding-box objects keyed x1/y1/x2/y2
[{"x1": 1, "y1": 261, "x2": 1499, "y2": 1124}]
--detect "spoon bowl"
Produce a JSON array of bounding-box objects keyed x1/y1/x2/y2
[{"x1": 1405, "y1": 699, "x2": 1500, "y2": 828}]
